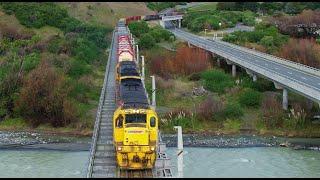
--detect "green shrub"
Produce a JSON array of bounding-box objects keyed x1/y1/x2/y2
[
  {"x1": 128, "y1": 21, "x2": 149, "y2": 38},
  {"x1": 238, "y1": 88, "x2": 262, "y2": 107},
  {"x1": 1, "y1": 2, "x2": 68, "y2": 28},
  {"x1": 138, "y1": 33, "x2": 156, "y2": 49},
  {"x1": 23, "y1": 52, "x2": 40, "y2": 72},
  {"x1": 67, "y1": 59, "x2": 92, "y2": 78},
  {"x1": 71, "y1": 38, "x2": 100, "y2": 64},
  {"x1": 240, "y1": 75, "x2": 275, "y2": 92},
  {"x1": 201, "y1": 69, "x2": 234, "y2": 94},
  {"x1": 223, "y1": 119, "x2": 242, "y2": 131},
  {"x1": 223, "y1": 103, "x2": 243, "y2": 118},
  {"x1": 188, "y1": 72, "x2": 201, "y2": 81},
  {"x1": 223, "y1": 23, "x2": 289, "y2": 51},
  {"x1": 48, "y1": 37, "x2": 63, "y2": 54}
]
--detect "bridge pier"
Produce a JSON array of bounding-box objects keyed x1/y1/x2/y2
[
  {"x1": 178, "y1": 19, "x2": 181, "y2": 29},
  {"x1": 283, "y1": 89, "x2": 288, "y2": 110},
  {"x1": 245, "y1": 69, "x2": 258, "y2": 82},
  {"x1": 187, "y1": 42, "x2": 191, "y2": 48},
  {"x1": 232, "y1": 64, "x2": 236, "y2": 77},
  {"x1": 306, "y1": 99, "x2": 313, "y2": 111},
  {"x1": 274, "y1": 82, "x2": 288, "y2": 110},
  {"x1": 253, "y1": 74, "x2": 257, "y2": 82}
]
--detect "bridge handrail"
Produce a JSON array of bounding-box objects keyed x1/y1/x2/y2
[
  {"x1": 214, "y1": 39, "x2": 320, "y2": 77},
  {"x1": 86, "y1": 30, "x2": 115, "y2": 178}
]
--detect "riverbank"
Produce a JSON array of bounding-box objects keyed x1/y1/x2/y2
[
  {"x1": 1, "y1": 130, "x2": 320, "y2": 152},
  {"x1": 0, "y1": 123, "x2": 93, "y2": 137}
]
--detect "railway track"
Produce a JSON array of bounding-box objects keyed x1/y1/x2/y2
[{"x1": 118, "y1": 169, "x2": 154, "y2": 178}]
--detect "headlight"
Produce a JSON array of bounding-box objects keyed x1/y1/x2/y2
[
  {"x1": 117, "y1": 146, "x2": 122, "y2": 151},
  {"x1": 150, "y1": 147, "x2": 155, "y2": 151}
]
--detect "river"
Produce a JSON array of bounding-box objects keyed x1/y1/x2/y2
[
  {"x1": 1, "y1": 131, "x2": 320, "y2": 178},
  {"x1": 1, "y1": 146, "x2": 320, "y2": 178}
]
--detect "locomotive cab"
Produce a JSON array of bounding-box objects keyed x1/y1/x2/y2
[{"x1": 113, "y1": 108, "x2": 158, "y2": 169}]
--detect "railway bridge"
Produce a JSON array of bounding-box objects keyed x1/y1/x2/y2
[
  {"x1": 168, "y1": 27, "x2": 320, "y2": 111},
  {"x1": 86, "y1": 25, "x2": 174, "y2": 178}
]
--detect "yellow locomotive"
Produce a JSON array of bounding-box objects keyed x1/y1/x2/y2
[{"x1": 113, "y1": 22, "x2": 158, "y2": 170}]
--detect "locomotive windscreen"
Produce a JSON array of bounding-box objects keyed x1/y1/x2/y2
[{"x1": 125, "y1": 114, "x2": 146, "y2": 124}]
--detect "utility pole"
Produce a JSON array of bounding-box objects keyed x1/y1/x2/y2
[
  {"x1": 141, "y1": 55, "x2": 145, "y2": 80},
  {"x1": 151, "y1": 75, "x2": 156, "y2": 110},
  {"x1": 136, "y1": 44, "x2": 139, "y2": 64}
]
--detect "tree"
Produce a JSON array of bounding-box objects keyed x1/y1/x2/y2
[
  {"x1": 16, "y1": 61, "x2": 77, "y2": 127},
  {"x1": 128, "y1": 21, "x2": 149, "y2": 38},
  {"x1": 138, "y1": 33, "x2": 156, "y2": 49}
]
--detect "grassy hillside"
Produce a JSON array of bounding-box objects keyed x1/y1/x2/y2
[
  {"x1": 0, "y1": 2, "x2": 114, "y2": 135},
  {"x1": 59, "y1": 2, "x2": 155, "y2": 27}
]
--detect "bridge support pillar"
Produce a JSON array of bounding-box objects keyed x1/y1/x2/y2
[
  {"x1": 141, "y1": 55, "x2": 145, "y2": 81},
  {"x1": 306, "y1": 99, "x2": 313, "y2": 111},
  {"x1": 187, "y1": 42, "x2": 191, "y2": 48},
  {"x1": 178, "y1": 19, "x2": 181, "y2": 29},
  {"x1": 274, "y1": 82, "x2": 289, "y2": 110},
  {"x1": 217, "y1": 58, "x2": 221, "y2": 67},
  {"x1": 283, "y1": 88, "x2": 288, "y2": 110},
  {"x1": 151, "y1": 75, "x2": 156, "y2": 110},
  {"x1": 232, "y1": 64, "x2": 236, "y2": 77},
  {"x1": 253, "y1": 74, "x2": 257, "y2": 82}
]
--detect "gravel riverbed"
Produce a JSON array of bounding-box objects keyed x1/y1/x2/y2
[{"x1": 1, "y1": 131, "x2": 320, "y2": 151}]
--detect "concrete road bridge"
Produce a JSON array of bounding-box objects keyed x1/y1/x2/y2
[{"x1": 166, "y1": 27, "x2": 320, "y2": 110}]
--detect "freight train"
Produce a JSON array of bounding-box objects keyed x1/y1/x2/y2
[{"x1": 113, "y1": 20, "x2": 159, "y2": 170}]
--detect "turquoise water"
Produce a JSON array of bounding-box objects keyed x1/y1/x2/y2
[
  {"x1": 167, "y1": 147, "x2": 320, "y2": 178},
  {"x1": 1, "y1": 147, "x2": 320, "y2": 177},
  {"x1": 0, "y1": 150, "x2": 88, "y2": 178}
]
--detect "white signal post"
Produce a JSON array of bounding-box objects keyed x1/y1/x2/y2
[
  {"x1": 174, "y1": 126, "x2": 183, "y2": 178},
  {"x1": 150, "y1": 75, "x2": 156, "y2": 110},
  {"x1": 141, "y1": 56, "x2": 145, "y2": 80},
  {"x1": 136, "y1": 44, "x2": 139, "y2": 64}
]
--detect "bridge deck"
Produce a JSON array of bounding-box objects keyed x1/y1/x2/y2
[
  {"x1": 87, "y1": 30, "x2": 118, "y2": 178},
  {"x1": 170, "y1": 28, "x2": 320, "y2": 103}
]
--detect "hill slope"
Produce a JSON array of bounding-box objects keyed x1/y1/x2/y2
[{"x1": 59, "y1": 2, "x2": 155, "y2": 27}]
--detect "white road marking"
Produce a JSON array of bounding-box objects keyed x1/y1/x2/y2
[
  {"x1": 287, "y1": 72, "x2": 293, "y2": 75},
  {"x1": 301, "y1": 77, "x2": 306, "y2": 80}
]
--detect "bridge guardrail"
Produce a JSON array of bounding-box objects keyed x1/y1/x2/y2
[
  {"x1": 175, "y1": 28, "x2": 320, "y2": 77},
  {"x1": 86, "y1": 30, "x2": 115, "y2": 178}
]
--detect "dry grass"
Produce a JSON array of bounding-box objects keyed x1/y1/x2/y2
[
  {"x1": 59, "y1": 2, "x2": 155, "y2": 27},
  {"x1": 0, "y1": 10, "x2": 62, "y2": 41},
  {"x1": 0, "y1": 10, "x2": 33, "y2": 39}
]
